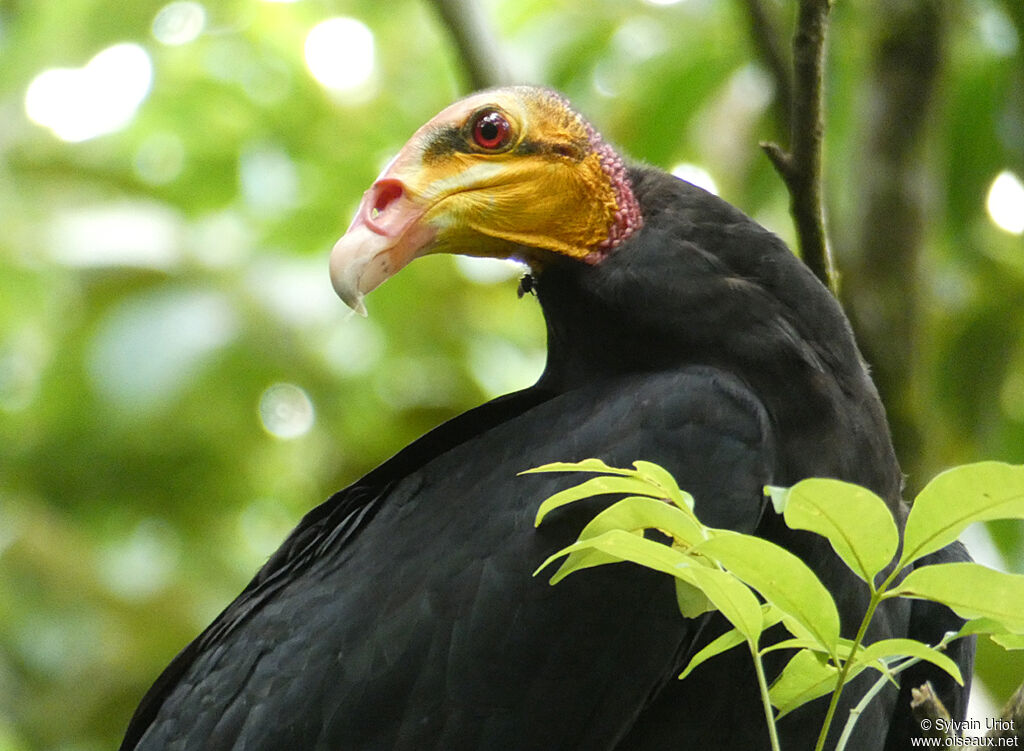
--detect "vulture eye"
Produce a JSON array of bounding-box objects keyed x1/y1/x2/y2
[{"x1": 471, "y1": 110, "x2": 512, "y2": 151}]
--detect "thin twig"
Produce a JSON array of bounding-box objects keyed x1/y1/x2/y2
[
  {"x1": 837, "y1": 658, "x2": 935, "y2": 751},
  {"x1": 758, "y1": 0, "x2": 837, "y2": 294},
  {"x1": 426, "y1": 0, "x2": 511, "y2": 91},
  {"x1": 750, "y1": 643, "x2": 782, "y2": 751}
]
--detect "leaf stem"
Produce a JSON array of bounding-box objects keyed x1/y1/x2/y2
[
  {"x1": 834, "y1": 654, "x2": 918, "y2": 751},
  {"x1": 751, "y1": 641, "x2": 783, "y2": 751},
  {"x1": 816, "y1": 562, "x2": 908, "y2": 750},
  {"x1": 836, "y1": 631, "x2": 960, "y2": 751},
  {"x1": 813, "y1": 591, "x2": 883, "y2": 751}
]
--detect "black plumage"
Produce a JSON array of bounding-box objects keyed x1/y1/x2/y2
[{"x1": 121, "y1": 144, "x2": 972, "y2": 748}]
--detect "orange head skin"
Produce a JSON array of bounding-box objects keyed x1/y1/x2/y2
[{"x1": 329, "y1": 86, "x2": 641, "y2": 314}]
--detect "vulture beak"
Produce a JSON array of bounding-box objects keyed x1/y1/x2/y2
[{"x1": 329, "y1": 169, "x2": 437, "y2": 317}]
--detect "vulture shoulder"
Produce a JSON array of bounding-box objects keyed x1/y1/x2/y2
[{"x1": 122, "y1": 368, "x2": 777, "y2": 750}]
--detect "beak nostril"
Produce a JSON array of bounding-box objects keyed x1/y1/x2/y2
[
  {"x1": 372, "y1": 180, "x2": 404, "y2": 217},
  {"x1": 355, "y1": 177, "x2": 420, "y2": 238}
]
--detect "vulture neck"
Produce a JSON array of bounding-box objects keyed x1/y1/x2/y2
[{"x1": 531, "y1": 166, "x2": 903, "y2": 503}]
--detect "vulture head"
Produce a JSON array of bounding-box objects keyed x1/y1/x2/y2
[{"x1": 329, "y1": 86, "x2": 642, "y2": 315}]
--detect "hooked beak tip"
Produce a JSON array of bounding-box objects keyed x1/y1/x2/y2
[
  {"x1": 329, "y1": 228, "x2": 374, "y2": 316},
  {"x1": 343, "y1": 292, "x2": 368, "y2": 318},
  {"x1": 329, "y1": 177, "x2": 435, "y2": 317}
]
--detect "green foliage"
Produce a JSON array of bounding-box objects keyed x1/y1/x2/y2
[
  {"x1": 890, "y1": 562, "x2": 1024, "y2": 632},
  {"x1": 768, "y1": 479, "x2": 899, "y2": 585},
  {"x1": 695, "y1": 534, "x2": 842, "y2": 658},
  {"x1": 769, "y1": 649, "x2": 846, "y2": 719},
  {"x1": 899, "y1": 462, "x2": 1024, "y2": 568},
  {"x1": 532, "y1": 460, "x2": 1024, "y2": 751}
]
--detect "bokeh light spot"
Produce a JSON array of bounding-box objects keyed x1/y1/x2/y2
[
  {"x1": 152, "y1": 1, "x2": 206, "y2": 46},
  {"x1": 987, "y1": 170, "x2": 1024, "y2": 235},
  {"x1": 239, "y1": 143, "x2": 300, "y2": 213},
  {"x1": 134, "y1": 132, "x2": 186, "y2": 185},
  {"x1": 245, "y1": 255, "x2": 338, "y2": 327},
  {"x1": 977, "y1": 5, "x2": 1019, "y2": 57},
  {"x1": 88, "y1": 289, "x2": 238, "y2": 411},
  {"x1": 671, "y1": 163, "x2": 719, "y2": 195},
  {"x1": 454, "y1": 255, "x2": 525, "y2": 285},
  {"x1": 97, "y1": 519, "x2": 182, "y2": 601},
  {"x1": 48, "y1": 201, "x2": 184, "y2": 269},
  {"x1": 0, "y1": 327, "x2": 47, "y2": 413},
  {"x1": 259, "y1": 383, "x2": 315, "y2": 439},
  {"x1": 322, "y1": 317, "x2": 384, "y2": 376},
  {"x1": 24, "y1": 43, "x2": 152, "y2": 142},
  {"x1": 468, "y1": 338, "x2": 545, "y2": 399},
  {"x1": 304, "y1": 17, "x2": 375, "y2": 94},
  {"x1": 237, "y1": 499, "x2": 299, "y2": 568}
]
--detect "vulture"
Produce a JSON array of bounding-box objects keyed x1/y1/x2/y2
[{"x1": 121, "y1": 86, "x2": 973, "y2": 750}]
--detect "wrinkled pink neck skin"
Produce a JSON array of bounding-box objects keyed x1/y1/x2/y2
[{"x1": 580, "y1": 120, "x2": 643, "y2": 264}]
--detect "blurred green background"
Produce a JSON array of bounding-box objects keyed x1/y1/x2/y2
[{"x1": 0, "y1": 0, "x2": 1022, "y2": 748}]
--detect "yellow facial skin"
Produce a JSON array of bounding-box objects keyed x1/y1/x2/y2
[
  {"x1": 329, "y1": 87, "x2": 623, "y2": 314},
  {"x1": 411, "y1": 88, "x2": 620, "y2": 260}
]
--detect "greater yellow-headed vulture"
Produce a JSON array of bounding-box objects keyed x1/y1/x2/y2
[{"x1": 121, "y1": 86, "x2": 973, "y2": 750}]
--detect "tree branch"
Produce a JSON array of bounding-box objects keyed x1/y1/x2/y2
[
  {"x1": 758, "y1": 0, "x2": 837, "y2": 294},
  {"x1": 914, "y1": 679, "x2": 1024, "y2": 750},
  {"x1": 426, "y1": 0, "x2": 511, "y2": 91},
  {"x1": 986, "y1": 681, "x2": 1024, "y2": 743},
  {"x1": 911, "y1": 682, "x2": 953, "y2": 741}
]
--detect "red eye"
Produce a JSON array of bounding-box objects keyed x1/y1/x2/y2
[{"x1": 471, "y1": 110, "x2": 512, "y2": 151}]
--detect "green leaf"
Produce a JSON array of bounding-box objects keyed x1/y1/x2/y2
[
  {"x1": 693, "y1": 534, "x2": 842, "y2": 657},
  {"x1": 853, "y1": 638, "x2": 963, "y2": 685},
  {"x1": 760, "y1": 604, "x2": 788, "y2": 631},
  {"x1": 679, "y1": 602, "x2": 790, "y2": 672},
  {"x1": 766, "y1": 485, "x2": 789, "y2": 514},
  {"x1": 521, "y1": 458, "x2": 636, "y2": 476},
  {"x1": 536, "y1": 528, "x2": 688, "y2": 582},
  {"x1": 538, "y1": 529, "x2": 764, "y2": 639},
  {"x1": 632, "y1": 460, "x2": 694, "y2": 510},
  {"x1": 890, "y1": 562, "x2": 1024, "y2": 633},
  {"x1": 992, "y1": 633, "x2": 1024, "y2": 650},
  {"x1": 544, "y1": 496, "x2": 706, "y2": 584},
  {"x1": 674, "y1": 564, "x2": 764, "y2": 640},
  {"x1": 760, "y1": 636, "x2": 857, "y2": 658},
  {"x1": 534, "y1": 475, "x2": 672, "y2": 525},
  {"x1": 900, "y1": 462, "x2": 1024, "y2": 567},
  {"x1": 777, "y1": 611, "x2": 820, "y2": 644},
  {"x1": 778, "y1": 478, "x2": 899, "y2": 585},
  {"x1": 537, "y1": 544, "x2": 624, "y2": 584},
  {"x1": 760, "y1": 637, "x2": 831, "y2": 655},
  {"x1": 572, "y1": 495, "x2": 705, "y2": 546},
  {"x1": 769, "y1": 649, "x2": 849, "y2": 718},
  {"x1": 678, "y1": 626, "x2": 748, "y2": 680},
  {"x1": 675, "y1": 579, "x2": 713, "y2": 618},
  {"x1": 954, "y1": 617, "x2": 1011, "y2": 639}
]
